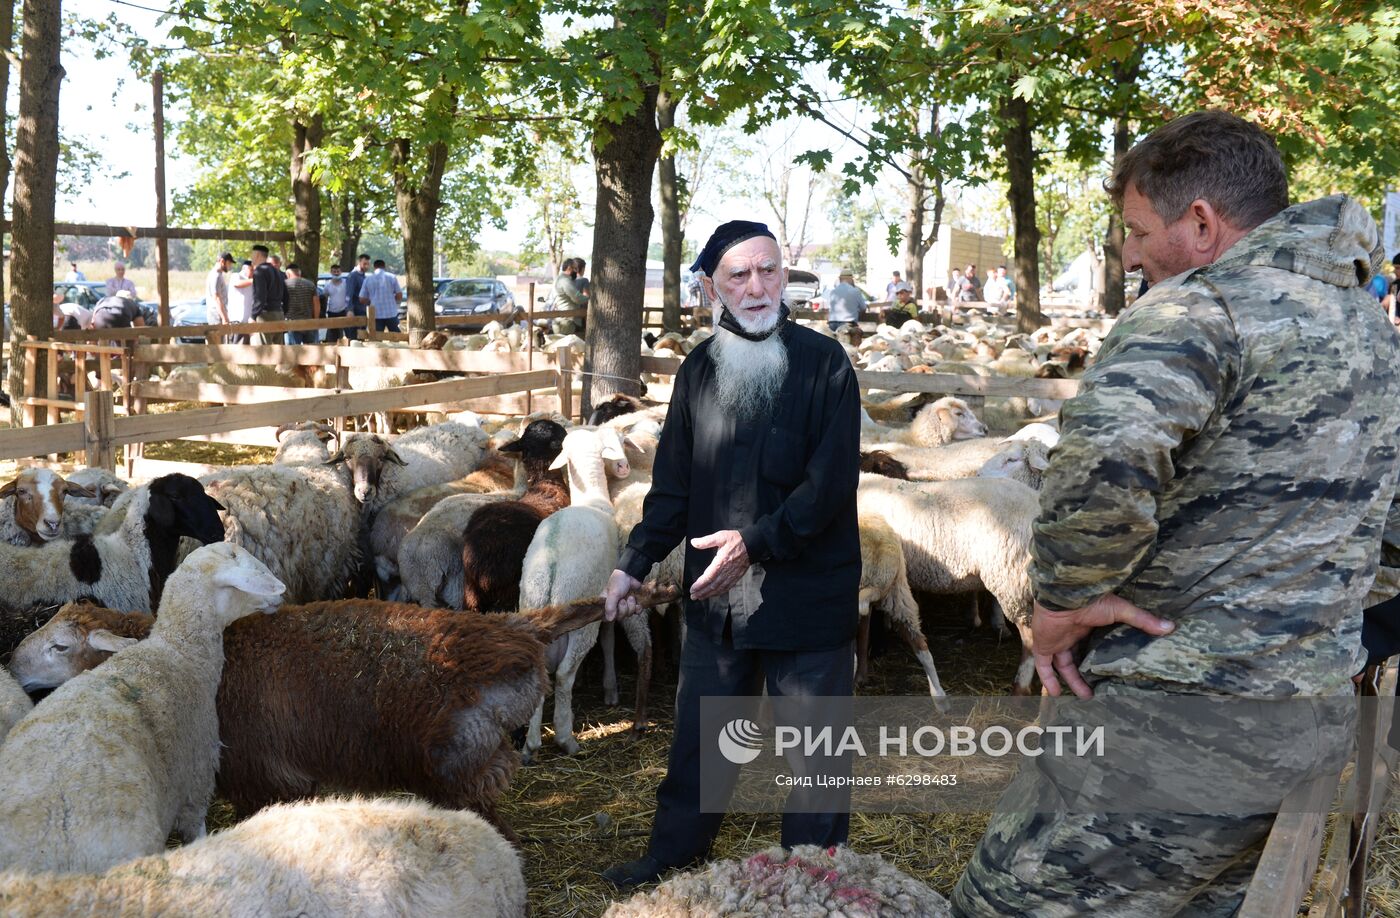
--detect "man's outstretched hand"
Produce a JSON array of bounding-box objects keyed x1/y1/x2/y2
[
  {"x1": 604, "y1": 569, "x2": 643, "y2": 622},
  {"x1": 1032, "y1": 594, "x2": 1175, "y2": 699},
  {"x1": 689, "y1": 530, "x2": 750, "y2": 600}
]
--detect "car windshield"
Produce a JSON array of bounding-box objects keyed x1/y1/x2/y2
[{"x1": 444, "y1": 281, "x2": 494, "y2": 298}]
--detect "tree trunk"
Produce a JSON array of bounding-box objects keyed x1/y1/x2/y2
[
  {"x1": 902, "y1": 161, "x2": 924, "y2": 298},
  {"x1": 583, "y1": 14, "x2": 663, "y2": 417},
  {"x1": 0, "y1": 0, "x2": 17, "y2": 367},
  {"x1": 1102, "y1": 119, "x2": 1129, "y2": 316},
  {"x1": 1002, "y1": 93, "x2": 1042, "y2": 333},
  {"x1": 290, "y1": 113, "x2": 324, "y2": 276},
  {"x1": 8, "y1": 0, "x2": 62, "y2": 423},
  {"x1": 656, "y1": 89, "x2": 682, "y2": 333},
  {"x1": 337, "y1": 190, "x2": 363, "y2": 272},
  {"x1": 392, "y1": 134, "x2": 450, "y2": 343}
]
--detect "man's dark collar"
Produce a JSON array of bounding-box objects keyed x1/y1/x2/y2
[{"x1": 717, "y1": 302, "x2": 790, "y2": 341}]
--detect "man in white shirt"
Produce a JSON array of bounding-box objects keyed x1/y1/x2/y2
[
  {"x1": 104, "y1": 262, "x2": 137, "y2": 298},
  {"x1": 228, "y1": 260, "x2": 255, "y2": 344},
  {"x1": 885, "y1": 270, "x2": 911, "y2": 300},
  {"x1": 205, "y1": 252, "x2": 232, "y2": 324},
  {"x1": 358, "y1": 259, "x2": 404, "y2": 333},
  {"x1": 322, "y1": 263, "x2": 351, "y2": 343},
  {"x1": 63, "y1": 262, "x2": 85, "y2": 282}
]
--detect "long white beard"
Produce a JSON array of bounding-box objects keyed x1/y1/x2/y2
[{"x1": 710, "y1": 327, "x2": 788, "y2": 420}]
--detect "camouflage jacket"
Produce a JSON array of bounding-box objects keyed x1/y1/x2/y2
[{"x1": 1032, "y1": 195, "x2": 1400, "y2": 695}]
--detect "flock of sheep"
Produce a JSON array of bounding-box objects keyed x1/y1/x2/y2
[{"x1": 0, "y1": 310, "x2": 1101, "y2": 915}]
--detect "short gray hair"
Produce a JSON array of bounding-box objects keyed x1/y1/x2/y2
[{"x1": 1107, "y1": 110, "x2": 1288, "y2": 230}]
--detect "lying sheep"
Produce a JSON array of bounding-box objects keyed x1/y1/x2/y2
[
  {"x1": 0, "y1": 668, "x2": 31, "y2": 746},
  {"x1": 0, "y1": 468, "x2": 105, "y2": 545},
  {"x1": 858, "y1": 474, "x2": 1039, "y2": 694},
  {"x1": 604, "y1": 844, "x2": 950, "y2": 917},
  {"x1": 8, "y1": 585, "x2": 678, "y2": 843},
  {"x1": 0, "y1": 474, "x2": 226, "y2": 656},
  {"x1": 0, "y1": 798, "x2": 526, "y2": 918},
  {"x1": 977, "y1": 438, "x2": 1052, "y2": 489},
  {"x1": 0, "y1": 543, "x2": 286, "y2": 873},
  {"x1": 861, "y1": 396, "x2": 987, "y2": 447},
  {"x1": 62, "y1": 468, "x2": 127, "y2": 506}
]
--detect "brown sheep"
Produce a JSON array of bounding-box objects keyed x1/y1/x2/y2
[
  {"x1": 7, "y1": 586, "x2": 679, "y2": 841},
  {"x1": 858, "y1": 450, "x2": 911, "y2": 480},
  {"x1": 460, "y1": 419, "x2": 571, "y2": 614}
]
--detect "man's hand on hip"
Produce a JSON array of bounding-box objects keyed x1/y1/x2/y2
[
  {"x1": 603, "y1": 569, "x2": 642, "y2": 622},
  {"x1": 1032, "y1": 594, "x2": 1175, "y2": 699},
  {"x1": 689, "y1": 530, "x2": 750, "y2": 600}
]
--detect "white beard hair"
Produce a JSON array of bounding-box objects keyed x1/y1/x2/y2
[{"x1": 710, "y1": 327, "x2": 788, "y2": 420}]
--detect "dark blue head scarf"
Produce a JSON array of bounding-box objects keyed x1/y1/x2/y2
[{"x1": 694, "y1": 220, "x2": 787, "y2": 341}]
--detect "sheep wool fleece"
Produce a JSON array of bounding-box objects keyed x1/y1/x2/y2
[{"x1": 956, "y1": 196, "x2": 1400, "y2": 916}]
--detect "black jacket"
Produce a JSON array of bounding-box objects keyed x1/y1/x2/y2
[
  {"x1": 251, "y1": 263, "x2": 286, "y2": 318},
  {"x1": 618, "y1": 321, "x2": 861, "y2": 651}
]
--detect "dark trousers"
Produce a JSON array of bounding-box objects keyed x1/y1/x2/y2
[
  {"x1": 323, "y1": 311, "x2": 348, "y2": 343},
  {"x1": 647, "y1": 620, "x2": 854, "y2": 867},
  {"x1": 343, "y1": 302, "x2": 367, "y2": 341},
  {"x1": 376, "y1": 315, "x2": 401, "y2": 333}
]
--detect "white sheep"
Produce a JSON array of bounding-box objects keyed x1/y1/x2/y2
[
  {"x1": 858, "y1": 473, "x2": 1039, "y2": 694},
  {"x1": 0, "y1": 667, "x2": 32, "y2": 746},
  {"x1": 857, "y1": 514, "x2": 946, "y2": 699},
  {"x1": 977, "y1": 438, "x2": 1052, "y2": 489},
  {"x1": 199, "y1": 428, "x2": 361, "y2": 604},
  {"x1": 519, "y1": 426, "x2": 645, "y2": 759},
  {"x1": 62, "y1": 468, "x2": 127, "y2": 506},
  {"x1": 0, "y1": 543, "x2": 285, "y2": 873},
  {"x1": 861, "y1": 396, "x2": 987, "y2": 447},
  {"x1": 0, "y1": 797, "x2": 526, "y2": 917},
  {"x1": 605, "y1": 843, "x2": 950, "y2": 917}
]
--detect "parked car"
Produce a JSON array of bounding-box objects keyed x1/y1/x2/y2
[
  {"x1": 399, "y1": 277, "x2": 515, "y2": 325},
  {"x1": 168, "y1": 299, "x2": 209, "y2": 342},
  {"x1": 783, "y1": 269, "x2": 821, "y2": 308}
]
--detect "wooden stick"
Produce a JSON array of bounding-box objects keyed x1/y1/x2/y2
[{"x1": 83, "y1": 390, "x2": 115, "y2": 470}]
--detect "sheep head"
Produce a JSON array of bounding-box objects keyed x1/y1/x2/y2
[
  {"x1": 328, "y1": 435, "x2": 408, "y2": 503},
  {"x1": 0, "y1": 469, "x2": 97, "y2": 542},
  {"x1": 978, "y1": 439, "x2": 1052, "y2": 489},
  {"x1": 928, "y1": 397, "x2": 987, "y2": 442},
  {"x1": 8, "y1": 602, "x2": 152, "y2": 694},
  {"x1": 146, "y1": 473, "x2": 227, "y2": 545},
  {"x1": 160, "y1": 542, "x2": 286, "y2": 626}
]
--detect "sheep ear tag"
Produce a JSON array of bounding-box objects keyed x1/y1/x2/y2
[
  {"x1": 212, "y1": 565, "x2": 287, "y2": 600},
  {"x1": 88, "y1": 629, "x2": 138, "y2": 654}
]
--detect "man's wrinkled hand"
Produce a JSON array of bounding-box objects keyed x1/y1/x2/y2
[
  {"x1": 689, "y1": 530, "x2": 750, "y2": 600},
  {"x1": 603, "y1": 569, "x2": 642, "y2": 622},
  {"x1": 1032, "y1": 594, "x2": 1175, "y2": 699}
]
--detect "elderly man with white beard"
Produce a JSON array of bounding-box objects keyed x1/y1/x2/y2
[{"x1": 601, "y1": 220, "x2": 862, "y2": 889}]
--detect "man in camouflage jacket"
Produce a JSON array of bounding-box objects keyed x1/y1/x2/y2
[{"x1": 954, "y1": 111, "x2": 1400, "y2": 915}]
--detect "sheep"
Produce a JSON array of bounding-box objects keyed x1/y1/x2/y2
[
  {"x1": 0, "y1": 468, "x2": 105, "y2": 545},
  {"x1": 0, "y1": 543, "x2": 286, "y2": 873},
  {"x1": 0, "y1": 797, "x2": 527, "y2": 918},
  {"x1": 856, "y1": 514, "x2": 946, "y2": 699},
  {"x1": 0, "y1": 474, "x2": 226, "y2": 657},
  {"x1": 865, "y1": 437, "x2": 1017, "y2": 483},
  {"x1": 165, "y1": 361, "x2": 319, "y2": 389},
  {"x1": 63, "y1": 468, "x2": 127, "y2": 506},
  {"x1": 977, "y1": 438, "x2": 1052, "y2": 489},
  {"x1": 860, "y1": 449, "x2": 911, "y2": 480},
  {"x1": 858, "y1": 473, "x2": 1039, "y2": 694},
  {"x1": 333, "y1": 413, "x2": 490, "y2": 514},
  {"x1": 588, "y1": 391, "x2": 648, "y2": 426},
  {"x1": 365, "y1": 426, "x2": 524, "y2": 594},
  {"x1": 861, "y1": 396, "x2": 987, "y2": 447},
  {"x1": 604, "y1": 844, "x2": 950, "y2": 917},
  {"x1": 201, "y1": 433, "x2": 361, "y2": 605},
  {"x1": 519, "y1": 425, "x2": 649, "y2": 758},
  {"x1": 0, "y1": 667, "x2": 32, "y2": 746},
  {"x1": 7, "y1": 585, "x2": 679, "y2": 842},
  {"x1": 397, "y1": 419, "x2": 570, "y2": 609},
  {"x1": 460, "y1": 421, "x2": 571, "y2": 614}
]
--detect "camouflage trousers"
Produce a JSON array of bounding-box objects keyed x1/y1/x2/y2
[{"x1": 951, "y1": 679, "x2": 1351, "y2": 917}]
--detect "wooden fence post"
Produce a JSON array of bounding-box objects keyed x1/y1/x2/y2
[
  {"x1": 526, "y1": 281, "x2": 536, "y2": 416},
  {"x1": 556, "y1": 345, "x2": 573, "y2": 421},
  {"x1": 83, "y1": 390, "x2": 115, "y2": 471}
]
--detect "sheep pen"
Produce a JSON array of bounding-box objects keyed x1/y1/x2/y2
[{"x1": 2, "y1": 316, "x2": 1395, "y2": 917}]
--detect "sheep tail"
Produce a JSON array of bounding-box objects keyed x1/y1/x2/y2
[{"x1": 519, "y1": 584, "x2": 681, "y2": 643}]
